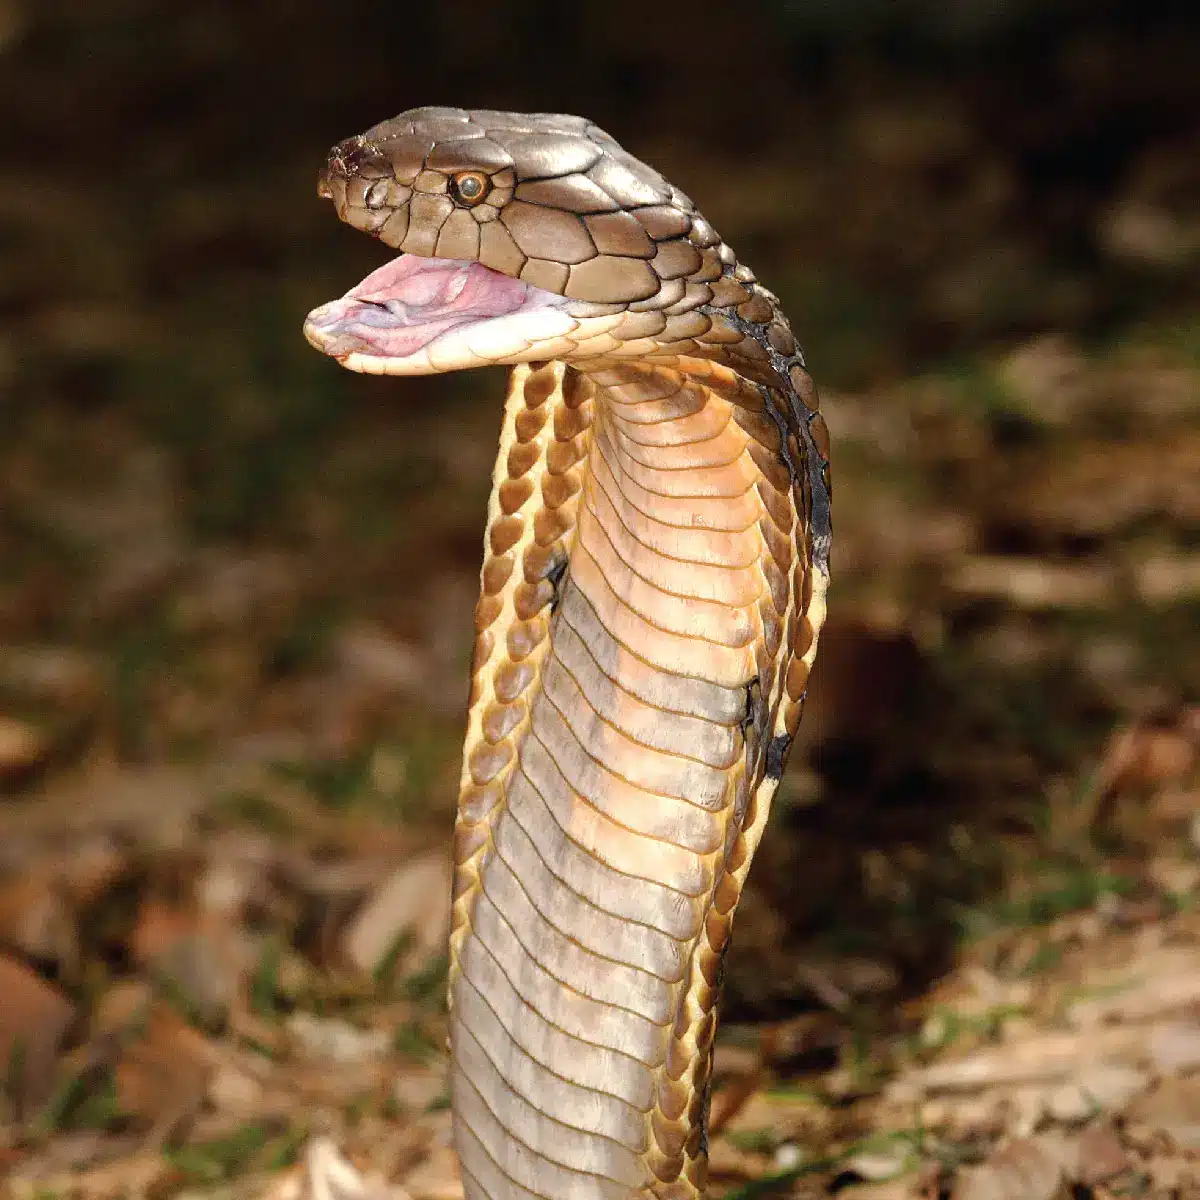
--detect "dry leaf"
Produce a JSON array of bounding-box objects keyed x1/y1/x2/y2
[
  {"x1": 266, "y1": 1137, "x2": 411, "y2": 1200},
  {"x1": 0, "y1": 953, "x2": 74, "y2": 1110},
  {"x1": 1066, "y1": 946, "x2": 1200, "y2": 1026},
  {"x1": 950, "y1": 557, "x2": 1113, "y2": 610},
  {"x1": 1071, "y1": 1122, "x2": 1128, "y2": 1185},
  {"x1": 130, "y1": 898, "x2": 254, "y2": 1026},
  {"x1": 286, "y1": 1013, "x2": 390, "y2": 1065},
  {"x1": 105, "y1": 998, "x2": 216, "y2": 1140},
  {"x1": 0, "y1": 716, "x2": 48, "y2": 780},
  {"x1": 952, "y1": 1138, "x2": 1068, "y2": 1200},
  {"x1": 0, "y1": 871, "x2": 79, "y2": 968},
  {"x1": 401, "y1": 1143, "x2": 462, "y2": 1200},
  {"x1": 1125, "y1": 1075, "x2": 1200, "y2": 1152},
  {"x1": 342, "y1": 853, "x2": 451, "y2": 978}
]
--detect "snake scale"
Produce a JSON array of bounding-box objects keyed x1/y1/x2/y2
[{"x1": 305, "y1": 107, "x2": 831, "y2": 1200}]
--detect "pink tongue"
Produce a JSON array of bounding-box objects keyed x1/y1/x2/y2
[{"x1": 306, "y1": 255, "x2": 536, "y2": 359}]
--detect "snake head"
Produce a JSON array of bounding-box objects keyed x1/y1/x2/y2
[{"x1": 304, "y1": 106, "x2": 771, "y2": 376}]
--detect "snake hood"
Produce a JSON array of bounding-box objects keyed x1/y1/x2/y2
[{"x1": 303, "y1": 105, "x2": 800, "y2": 387}]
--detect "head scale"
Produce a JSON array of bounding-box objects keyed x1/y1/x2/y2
[
  {"x1": 319, "y1": 106, "x2": 719, "y2": 303},
  {"x1": 304, "y1": 107, "x2": 791, "y2": 382}
]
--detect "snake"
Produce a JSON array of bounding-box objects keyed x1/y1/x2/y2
[{"x1": 304, "y1": 107, "x2": 831, "y2": 1200}]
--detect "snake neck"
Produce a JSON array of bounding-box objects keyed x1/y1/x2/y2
[{"x1": 446, "y1": 357, "x2": 824, "y2": 1200}]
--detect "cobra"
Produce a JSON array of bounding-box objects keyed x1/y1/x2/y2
[{"x1": 305, "y1": 106, "x2": 831, "y2": 1200}]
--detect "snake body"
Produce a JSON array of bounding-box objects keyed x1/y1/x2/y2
[{"x1": 305, "y1": 107, "x2": 831, "y2": 1200}]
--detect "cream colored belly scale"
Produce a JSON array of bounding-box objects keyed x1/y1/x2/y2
[{"x1": 448, "y1": 357, "x2": 812, "y2": 1200}]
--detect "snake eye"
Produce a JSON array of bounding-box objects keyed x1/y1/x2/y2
[{"x1": 452, "y1": 170, "x2": 491, "y2": 207}]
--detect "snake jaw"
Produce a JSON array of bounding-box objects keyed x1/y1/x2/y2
[{"x1": 303, "y1": 252, "x2": 585, "y2": 374}]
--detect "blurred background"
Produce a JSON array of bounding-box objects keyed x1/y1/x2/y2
[{"x1": 1, "y1": 1, "x2": 1198, "y2": 1195}]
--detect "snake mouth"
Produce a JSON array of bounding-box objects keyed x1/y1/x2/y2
[{"x1": 303, "y1": 253, "x2": 576, "y2": 375}]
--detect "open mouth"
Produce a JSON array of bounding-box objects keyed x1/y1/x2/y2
[{"x1": 303, "y1": 253, "x2": 572, "y2": 374}]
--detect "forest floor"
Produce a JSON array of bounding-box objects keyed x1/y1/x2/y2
[{"x1": 2, "y1": 3, "x2": 1200, "y2": 1197}]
